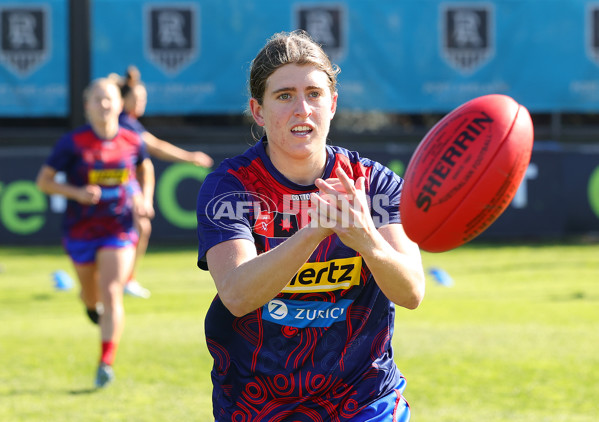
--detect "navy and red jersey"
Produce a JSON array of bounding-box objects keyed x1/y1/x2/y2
[
  {"x1": 196, "y1": 138, "x2": 407, "y2": 421},
  {"x1": 45, "y1": 124, "x2": 149, "y2": 240},
  {"x1": 118, "y1": 112, "x2": 146, "y2": 135}
]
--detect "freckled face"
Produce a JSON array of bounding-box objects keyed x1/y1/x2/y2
[{"x1": 250, "y1": 64, "x2": 338, "y2": 163}]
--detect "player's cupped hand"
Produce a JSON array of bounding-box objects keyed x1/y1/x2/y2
[
  {"x1": 77, "y1": 185, "x2": 102, "y2": 205},
  {"x1": 310, "y1": 168, "x2": 376, "y2": 250}
]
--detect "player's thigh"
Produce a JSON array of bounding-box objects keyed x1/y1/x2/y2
[
  {"x1": 64, "y1": 237, "x2": 100, "y2": 305},
  {"x1": 96, "y1": 245, "x2": 136, "y2": 291},
  {"x1": 73, "y1": 262, "x2": 99, "y2": 306}
]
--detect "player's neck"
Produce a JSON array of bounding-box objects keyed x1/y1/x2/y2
[{"x1": 91, "y1": 120, "x2": 119, "y2": 140}]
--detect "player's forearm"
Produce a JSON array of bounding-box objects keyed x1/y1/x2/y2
[
  {"x1": 38, "y1": 179, "x2": 80, "y2": 200},
  {"x1": 152, "y1": 144, "x2": 190, "y2": 162},
  {"x1": 137, "y1": 159, "x2": 155, "y2": 199},
  {"x1": 214, "y1": 227, "x2": 328, "y2": 317},
  {"x1": 36, "y1": 166, "x2": 79, "y2": 200},
  {"x1": 141, "y1": 178, "x2": 154, "y2": 201},
  {"x1": 143, "y1": 133, "x2": 191, "y2": 163},
  {"x1": 359, "y1": 230, "x2": 425, "y2": 310}
]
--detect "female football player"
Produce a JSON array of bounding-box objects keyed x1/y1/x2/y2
[{"x1": 196, "y1": 30, "x2": 425, "y2": 420}]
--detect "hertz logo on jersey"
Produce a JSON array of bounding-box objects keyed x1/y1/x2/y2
[
  {"x1": 281, "y1": 256, "x2": 362, "y2": 293},
  {"x1": 88, "y1": 169, "x2": 129, "y2": 186}
]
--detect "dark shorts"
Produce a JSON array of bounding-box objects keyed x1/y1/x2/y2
[{"x1": 63, "y1": 231, "x2": 138, "y2": 264}]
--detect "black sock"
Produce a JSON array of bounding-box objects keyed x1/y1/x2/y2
[{"x1": 86, "y1": 308, "x2": 100, "y2": 325}]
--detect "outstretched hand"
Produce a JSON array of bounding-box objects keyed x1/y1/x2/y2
[
  {"x1": 310, "y1": 168, "x2": 375, "y2": 252},
  {"x1": 133, "y1": 193, "x2": 155, "y2": 219},
  {"x1": 191, "y1": 151, "x2": 214, "y2": 168}
]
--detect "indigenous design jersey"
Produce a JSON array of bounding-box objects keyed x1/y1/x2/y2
[
  {"x1": 45, "y1": 124, "x2": 148, "y2": 240},
  {"x1": 196, "y1": 139, "x2": 405, "y2": 421}
]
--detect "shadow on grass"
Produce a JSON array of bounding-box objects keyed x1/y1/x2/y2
[
  {"x1": 4, "y1": 387, "x2": 99, "y2": 396},
  {"x1": 68, "y1": 388, "x2": 100, "y2": 395},
  {"x1": 551, "y1": 290, "x2": 598, "y2": 302},
  {"x1": 31, "y1": 293, "x2": 53, "y2": 301}
]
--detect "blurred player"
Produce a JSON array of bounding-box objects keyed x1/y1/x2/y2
[
  {"x1": 36, "y1": 77, "x2": 154, "y2": 388},
  {"x1": 112, "y1": 66, "x2": 213, "y2": 299},
  {"x1": 196, "y1": 31, "x2": 425, "y2": 420}
]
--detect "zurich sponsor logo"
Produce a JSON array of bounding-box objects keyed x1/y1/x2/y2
[
  {"x1": 263, "y1": 298, "x2": 353, "y2": 328},
  {"x1": 267, "y1": 299, "x2": 288, "y2": 320}
]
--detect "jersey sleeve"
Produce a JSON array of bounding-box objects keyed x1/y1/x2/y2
[
  {"x1": 128, "y1": 133, "x2": 149, "y2": 195},
  {"x1": 137, "y1": 138, "x2": 150, "y2": 164},
  {"x1": 196, "y1": 170, "x2": 256, "y2": 270},
  {"x1": 368, "y1": 162, "x2": 404, "y2": 227},
  {"x1": 45, "y1": 134, "x2": 76, "y2": 173},
  {"x1": 119, "y1": 113, "x2": 147, "y2": 135}
]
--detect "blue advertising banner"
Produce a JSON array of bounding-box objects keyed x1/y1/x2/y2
[
  {"x1": 92, "y1": 0, "x2": 260, "y2": 114},
  {"x1": 2, "y1": 0, "x2": 599, "y2": 117},
  {"x1": 0, "y1": 0, "x2": 68, "y2": 116},
  {"x1": 90, "y1": 0, "x2": 599, "y2": 115},
  {"x1": 394, "y1": 0, "x2": 599, "y2": 113}
]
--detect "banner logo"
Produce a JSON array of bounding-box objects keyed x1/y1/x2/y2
[
  {"x1": 145, "y1": 3, "x2": 197, "y2": 75},
  {"x1": 0, "y1": 6, "x2": 49, "y2": 77},
  {"x1": 440, "y1": 3, "x2": 494, "y2": 74},
  {"x1": 587, "y1": 4, "x2": 599, "y2": 65},
  {"x1": 588, "y1": 166, "x2": 599, "y2": 219},
  {"x1": 295, "y1": 4, "x2": 346, "y2": 61}
]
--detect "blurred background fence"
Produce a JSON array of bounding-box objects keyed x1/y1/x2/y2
[{"x1": 1, "y1": 0, "x2": 599, "y2": 245}]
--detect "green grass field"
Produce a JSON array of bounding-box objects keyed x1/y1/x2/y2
[{"x1": 0, "y1": 241, "x2": 597, "y2": 421}]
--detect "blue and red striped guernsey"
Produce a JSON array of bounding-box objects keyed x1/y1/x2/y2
[
  {"x1": 196, "y1": 138, "x2": 407, "y2": 421},
  {"x1": 45, "y1": 124, "x2": 148, "y2": 240},
  {"x1": 118, "y1": 111, "x2": 147, "y2": 134}
]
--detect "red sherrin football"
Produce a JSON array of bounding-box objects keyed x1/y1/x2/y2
[{"x1": 400, "y1": 94, "x2": 534, "y2": 253}]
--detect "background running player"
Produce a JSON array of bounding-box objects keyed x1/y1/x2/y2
[
  {"x1": 114, "y1": 66, "x2": 213, "y2": 299},
  {"x1": 36, "y1": 77, "x2": 154, "y2": 388}
]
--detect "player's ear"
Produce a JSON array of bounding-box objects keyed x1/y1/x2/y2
[
  {"x1": 330, "y1": 91, "x2": 338, "y2": 118},
  {"x1": 249, "y1": 98, "x2": 265, "y2": 127}
]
